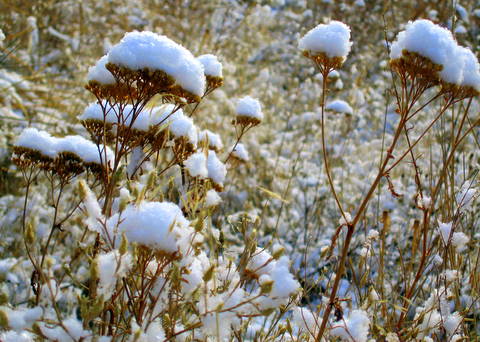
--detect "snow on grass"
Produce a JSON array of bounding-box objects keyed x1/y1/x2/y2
[
  {"x1": 330, "y1": 310, "x2": 370, "y2": 342},
  {"x1": 79, "y1": 101, "x2": 151, "y2": 131},
  {"x1": 198, "y1": 130, "x2": 223, "y2": 151},
  {"x1": 207, "y1": 151, "x2": 227, "y2": 188}
]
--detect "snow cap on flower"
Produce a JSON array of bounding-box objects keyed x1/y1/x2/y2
[{"x1": 299, "y1": 21, "x2": 352, "y2": 59}]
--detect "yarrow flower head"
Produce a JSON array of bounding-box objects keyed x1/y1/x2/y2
[
  {"x1": 390, "y1": 19, "x2": 480, "y2": 97},
  {"x1": 299, "y1": 20, "x2": 352, "y2": 71}
]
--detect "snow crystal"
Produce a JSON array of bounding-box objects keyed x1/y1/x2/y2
[
  {"x1": 236, "y1": 96, "x2": 264, "y2": 121},
  {"x1": 184, "y1": 152, "x2": 208, "y2": 178},
  {"x1": 326, "y1": 99, "x2": 353, "y2": 114},
  {"x1": 87, "y1": 55, "x2": 115, "y2": 85},
  {"x1": 197, "y1": 54, "x2": 223, "y2": 77},
  {"x1": 331, "y1": 309, "x2": 370, "y2": 342},
  {"x1": 108, "y1": 31, "x2": 206, "y2": 96},
  {"x1": 299, "y1": 21, "x2": 352, "y2": 58}
]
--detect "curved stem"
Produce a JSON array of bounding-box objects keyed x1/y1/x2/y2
[{"x1": 319, "y1": 69, "x2": 348, "y2": 223}]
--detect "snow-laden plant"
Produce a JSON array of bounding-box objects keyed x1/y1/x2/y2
[
  {"x1": 8, "y1": 30, "x2": 300, "y2": 341},
  {"x1": 2, "y1": 3, "x2": 480, "y2": 341},
  {"x1": 293, "y1": 18, "x2": 480, "y2": 342}
]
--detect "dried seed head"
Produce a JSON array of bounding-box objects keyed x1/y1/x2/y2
[
  {"x1": 205, "y1": 75, "x2": 223, "y2": 93},
  {"x1": 303, "y1": 51, "x2": 346, "y2": 72},
  {"x1": 233, "y1": 115, "x2": 262, "y2": 128},
  {"x1": 390, "y1": 50, "x2": 442, "y2": 87}
]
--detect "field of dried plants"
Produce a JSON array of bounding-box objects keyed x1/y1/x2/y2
[{"x1": 0, "y1": 1, "x2": 479, "y2": 341}]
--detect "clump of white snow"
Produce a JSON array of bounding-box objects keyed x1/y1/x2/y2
[
  {"x1": 107, "y1": 201, "x2": 193, "y2": 253},
  {"x1": 232, "y1": 143, "x2": 249, "y2": 162},
  {"x1": 236, "y1": 96, "x2": 264, "y2": 121},
  {"x1": 204, "y1": 189, "x2": 222, "y2": 207},
  {"x1": 299, "y1": 21, "x2": 352, "y2": 58},
  {"x1": 330, "y1": 310, "x2": 370, "y2": 342},
  {"x1": 96, "y1": 250, "x2": 132, "y2": 300},
  {"x1": 184, "y1": 152, "x2": 208, "y2": 178},
  {"x1": 87, "y1": 55, "x2": 116, "y2": 85},
  {"x1": 197, "y1": 54, "x2": 223, "y2": 78},
  {"x1": 207, "y1": 151, "x2": 227, "y2": 189},
  {"x1": 326, "y1": 99, "x2": 353, "y2": 114},
  {"x1": 199, "y1": 130, "x2": 223, "y2": 151}
]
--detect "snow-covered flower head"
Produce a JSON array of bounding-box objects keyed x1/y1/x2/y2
[
  {"x1": 87, "y1": 31, "x2": 206, "y2": 103},
  {"x1": 235, "y1": 96, "x2": 263, "y2": 127},
  {"x1": 197, "y1": 54, "x2": 223, "y2": 92},
  {"x1": 390, "y1": 19, "x2": 480, "y2": 96},
  {"x1": 299, "y1": 21, "x2": 352, "y2": 70}
]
